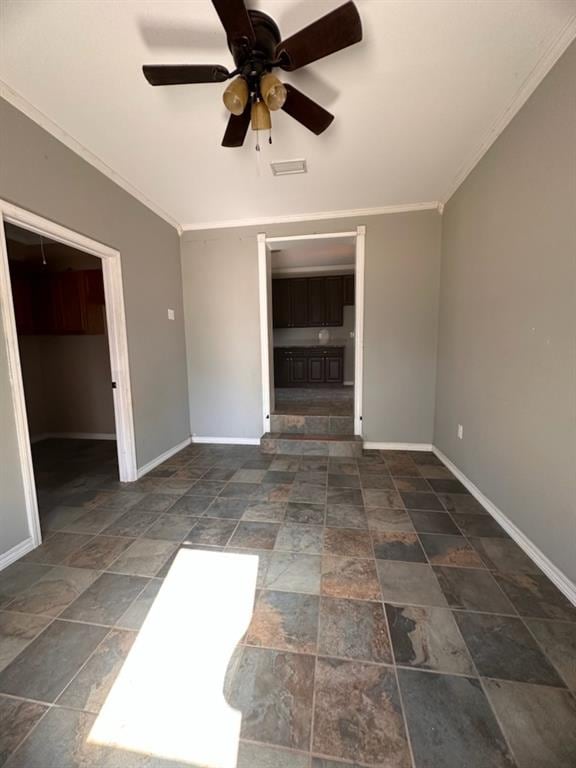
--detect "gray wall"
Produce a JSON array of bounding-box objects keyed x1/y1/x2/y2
[
  {"x1": 181, "y1": 211, "x2": 441, "y2": 442},
  {"x1": 0, "y1": 98, "x2": 190, "y2": 558},
  {"x1": 19, "y1": 334, "x2": 115, "y2": 437},
  {"x1": 434, "y1": 42, "x2": 576, "y2": 583}
]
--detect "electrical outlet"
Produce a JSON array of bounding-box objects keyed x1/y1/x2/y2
[
  {"x1": 457, "y1": 424, "x2": 464, "y2": 440},
  {"x1": 167, "y1": 309, "x2": 175, "y2": 320}
]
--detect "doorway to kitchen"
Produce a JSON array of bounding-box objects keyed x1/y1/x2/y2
[{"x1": 257, "y1": 228, "x2": 365, "y2": 455}]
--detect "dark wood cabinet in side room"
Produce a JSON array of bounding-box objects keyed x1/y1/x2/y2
[
  {"x1": 10, "y1": 268, "x2": 105, "y2": 335},
  {"x1": 290, "y1": 278, "x2": 309, "y2": 327},
  {"x1": 343, "y1": 274, "x2": 355, "y2": 305},
  {"x1": 272, "y1": 278, "x2": 291, "y2": 328},
  {"x1": 325, "y1": 276, "x2": 343, "y2": 325}
]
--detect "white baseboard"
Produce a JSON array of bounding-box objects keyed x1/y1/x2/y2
[
  {"x1": 433, "y1": 446, "x2": 576, "y2": 608},
  {"x1": 31, "y1": 432, "x2": 116, "y2": 443},
  {"x1": 192, "y1": 436, "x2": 260, "y2": 446},
  {"x1": 343, "y1": 381, "x2": 354, "y2": 386},
  {"x1": 363, "y1": 442, "x2": 434, "y2": 451},
  {"x1": 137, "y1": 437, "x2": 192, "y2": 479},
  {"x1": 0, "y1": 538, "x2": 35, "y2": 572}
]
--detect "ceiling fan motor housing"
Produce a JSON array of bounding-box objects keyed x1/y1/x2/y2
[{"x1": 229, "y1": 10, "x2": 281, "y2": 68}]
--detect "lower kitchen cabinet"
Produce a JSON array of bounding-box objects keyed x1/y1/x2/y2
[{"x1": 274, "y1": 347, "x2": 344, "y2": 387}]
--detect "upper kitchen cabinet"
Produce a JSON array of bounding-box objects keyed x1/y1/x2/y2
[
  {"x1": 272, "y1": 275, "x2": 348, "y2": 329},
  {"x1": 290, "y1": 278, "x2": 309, "y2": 327},
  {"x1": 272, "y1": 278, "x2": 291, "y2": 328},
  {"x1": 343, "y1": 274, "x2": 355, "y2": 306},
  {"x1": 324, "y1": 276, "x2": 343, "y2": 326}
]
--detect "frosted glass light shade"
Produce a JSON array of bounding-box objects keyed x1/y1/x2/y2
[
  {"x1": 260, "y1": 73, "x2": 287, "y2": 111},
  {"x1": 223, "y1": 77, "x2": 249, "y2": 116}
]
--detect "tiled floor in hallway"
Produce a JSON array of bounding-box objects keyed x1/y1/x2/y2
[
  {"x1": 0, "y1": 440, "x2": 575, "y2": 767},
  {"x1": 274, "y1": 386, "x2": 354, "y2": 416}
]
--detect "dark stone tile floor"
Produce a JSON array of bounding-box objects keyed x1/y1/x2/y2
[{"x1": 0, "y1": 439, "x2": 575, "y2": 767}]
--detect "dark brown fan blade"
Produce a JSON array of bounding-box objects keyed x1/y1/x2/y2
[
  {"x1": 211, "y1": 0, "x2": 255, "y2": 46},
  {"x1": 281, "y1": 84, "x2": 334, "y2": 135},
  {"x1": 275, "y1": 1, "x2": 362, "y2": 72},
  {"x1": 143, "y1": 64, "x2": 230, "y2": 86},
  {"x1": 222, "y1": 102, "x2": 251, "y2": 147}
]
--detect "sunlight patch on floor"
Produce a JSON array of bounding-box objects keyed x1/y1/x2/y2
[{"x1": 89, "y1": 548, "x2": 258, "y2": 768}]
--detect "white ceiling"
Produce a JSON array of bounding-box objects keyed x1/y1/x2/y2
[
  {"x1": 272, "y1": 239, "x2": 355, "y2": 271},
  {"x1": 1, "y1": 1, "x2": 575, "y2": 230}
]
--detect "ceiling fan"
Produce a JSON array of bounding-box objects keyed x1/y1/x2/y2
[{"x1": 142, "y1": 0, "x2": 362, "y2": 149}]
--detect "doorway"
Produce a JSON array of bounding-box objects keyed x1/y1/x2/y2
[
  {"x1": 0, "y1": 200, "x2": 137, "y2": 554},
  {"x1": 258, "y1": 227, "x2": 365, "y2": 437}
]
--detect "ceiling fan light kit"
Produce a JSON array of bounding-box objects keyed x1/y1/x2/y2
[
  {"x1": 143, "y1": 0, "x2": 363, "y2": 149},
  {"x1": 222, "y1": 75, "x2": 249, "y2": 116}
]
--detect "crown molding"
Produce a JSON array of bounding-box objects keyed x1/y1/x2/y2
[
  {"x1": 442, "y1": 14, "x2": 576, "y2": 205},
  {"x1": 0, "y1": 81, "x2": 182, "y2": 234},
  {"x1": 181, "y1": 202, "x2": 442, "y2": 232}
]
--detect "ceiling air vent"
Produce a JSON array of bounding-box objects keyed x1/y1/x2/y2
[{"x1": 270, "y1": 159, "x2": 307, "y2": 176}]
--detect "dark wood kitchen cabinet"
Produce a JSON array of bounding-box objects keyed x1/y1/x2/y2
[
  {"x1": 272, "y1": 278, "x2": 291, "y2": 328},
  {"x1": 343, "y1": 274, "x2": 355, "y2": 305},
  {"x1": 290, "y1": 278, "x2": 309, "y2": 328},
  {"x1": 272, "y1": 275, "x2": 348, "y2": 328},
  {"x1": 324, "y1": 276, "x2": 343, "y2": 325},
  {"x1": 274, "y1": 347, "x2": 344, "y2": 387}
]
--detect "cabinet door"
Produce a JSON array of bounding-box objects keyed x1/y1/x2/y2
[
  {"x1": 272, "y1": 279, "x2": 291, "y2": 328},
  {"x1": 308, "y1": 356, "x2": 325, "y2": 383},
  {"x1": 290, "y1": 278, "x2": 309, "y2": 327},
  {"x1": 290, "y1": 355, "x2": 308, "y2": 384},
  {"x1": 274, "y1": 350, "x2": 291, "y2": 387},
  {"x1": 307, "y1": 277, "x2": 326, "y2": 327},
  {"x1": 343, "y1": 274, "x2": 355, "y2": 305},
  {"x1": 52, "y1": 272, "x2": 87, "y2": 334},
  {"x1": 325, "y1": 355, "x2": 343, "y2": 384},
  {"x1": 325, "y1": 277, "x2": 343, "y2": 326}
]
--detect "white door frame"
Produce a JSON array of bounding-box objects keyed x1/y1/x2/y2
[
  {"x1": 0, "y1": 199, "x2": 138, "y2": 548},
  {"x1": 257, "y1": 225, "x2": 366, "y2": 436}
]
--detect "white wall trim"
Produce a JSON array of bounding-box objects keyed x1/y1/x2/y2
[
  {"x1": 191, "y1": 436, "x2": 260, "y2": 445},
  {"x1": 441, "y1": 16, "x2": 576, "y2": 204},
  {"x1": 182, "y1": 202, "x2": 441, "y2": 232},
  {"x1": 267, "y1": 232, "x2": 357, "y2": 244},
  {"x1": 257, "y1": 233, "x2": 272, "y2": 435},
  {"x1": 31, "y1": 432, "x2": 116, "y2": 443},
  {"x1": 364, "y1": 442, "x2": 434, "y2": 451},
  {"x1": 354, "y1": 226, "x2": 365, "y2": 437},
  {"x1": 343, "y1": 380, "x2": 354, "y2": 386},
  {"x1": 0, "y1": 80, "x2": 182, "y2": 234},
  {"x1": 0, "y1": 200, "x2": 139, "y2": 560},
  {"x1": 137, "y1": 437, "x2": 192, "y2": 479},
  {"x1": 0, "y1": 538, "x2": 35, "y2": 572},
  {"x1": 433, "y1": 447, "x2": 576, "y2": 607}
]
